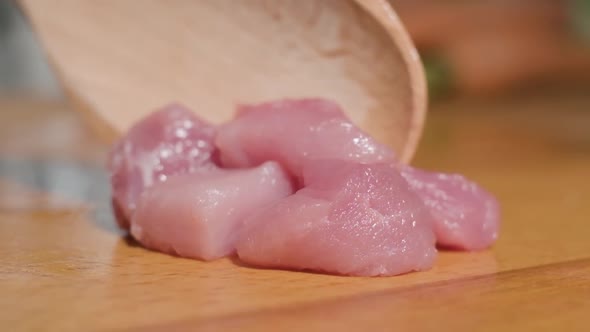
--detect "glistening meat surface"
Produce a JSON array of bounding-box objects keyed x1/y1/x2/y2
[
  {"x1": 108, "y1": 104, "x2": 217, "y2": 228},
  {"x1": 236, "y1": 160, "x2": 437, "y2": 276},
  {"x1": 108, "y1": 98, "x2": 501, "y2": 277},
  {"x1": 131, "y1": 162, "x2": 293, "y2": 260},
  {"x1": 216, "y1": 98, "x2": 394, "y2": 181},
  {"x1": 400, "y1": 167, "x2": 500, "y2": 250},
  {"x1": 215, "y1": 98, "x2": 501, "y2": 251}
]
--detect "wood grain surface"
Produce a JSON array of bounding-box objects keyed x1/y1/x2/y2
[
  {"x1": 20, "y1": 0, "x2": 426, "y2": 162},
  {"x1": 1, "y1": 94, "x2": 589, "y2": 331}
]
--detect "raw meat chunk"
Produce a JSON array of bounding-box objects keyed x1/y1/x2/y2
[
  {"x1": 400, "y1": 167, "x2": 500, "y2": 250},
  {"x1": 107, "y1": 97, "x2": 501, "y2": 277},
  {"x1": 131, "y1": 161, "x2": 294, "y2": 260},
  {"x1": 108, "y1": 104, "x2": 217, "y2": 228},
  {"x1": 236, "y1": 160, "x2": 437, "y2": 276},
  {"x1": 216, "y1": 99, "x2": 394, "y2": 181},
  {"x1": 217, "y1": 98, "x2": 499, "y2": 252}
]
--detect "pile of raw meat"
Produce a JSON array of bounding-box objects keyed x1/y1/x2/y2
[{"x1": 109, "y1": 99, "x2": 499, "y2": 276}]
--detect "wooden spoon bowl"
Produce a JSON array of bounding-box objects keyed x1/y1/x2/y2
[{"x1": 20, "y1": 0, "x2": 426, "y2": 163}]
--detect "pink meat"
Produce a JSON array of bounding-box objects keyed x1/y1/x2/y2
[
  {"x1": 236, "y1": 160, "x2": 437, "y2": 276},
  {"x1": 108, "y1": 104, "x2": 217, "y2": 228},
  {"x1": 131, "y1": 161, "x2": 294, "y2": 260},
  {"x1": 218, "y1": 98, "x2": 499, "y2": 252},
  {"x1": 400, "y1": 167, "x2": 500, "y2": 250},
  {"x1": 107, "y1": 97, "x2": 501, "y2": 276},
  {"x1": 216, "y1": 99, "x2": 394, "y2": 181}
]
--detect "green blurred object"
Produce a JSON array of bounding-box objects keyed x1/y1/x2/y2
[
  {"x1": 572, "y1": 0, "x2": 590, "y2": 42},
  {"x1": 423, "y1": 54, "x2": 452, "y2": 100}
]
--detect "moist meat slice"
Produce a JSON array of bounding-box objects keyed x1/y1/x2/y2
[
  {"x1": 131, "y1": 161, "x2": 294, "y2": 260},
  {"x1": 400, "y1": 167, "x2": 500, "y2": 250},
  {"x1": 236, "y1": 160, "x2": 437, "y2": 276},
  {"x1": 108, "y1": 104, "x2": 217, "y2": 228},
  {"x1": 108, "y1": 97, "x2": 501, "y2": 274},
  {"x1": 218, "y1": 98, "x2": 499, "y2": 252},
  {"x1": 216, "y1": 98, "x2": 394, "y2": 181}
]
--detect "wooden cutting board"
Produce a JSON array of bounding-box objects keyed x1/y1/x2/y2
[{"x1": 0, "y1": 95, "x2": 589, "y2": 331}]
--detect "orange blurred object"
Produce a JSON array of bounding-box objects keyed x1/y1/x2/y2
[{"x1": 392, "y1": 0, "x2": 590, "y2": 95}]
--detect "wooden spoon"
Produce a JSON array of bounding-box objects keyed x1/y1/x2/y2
[{"x1": 20, "y1": 0, "x2": 426, "y2": 163}]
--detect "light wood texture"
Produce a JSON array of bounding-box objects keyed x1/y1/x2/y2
[
  {"x1": 1, "y1": 94, "x2": 589, "y2": 331},
  {"x1": 19, "y1": 0, "x2": 426, "y2": 163},
  {"x1": 140, "y1": 259, "x2": 590, "y2": 332}
]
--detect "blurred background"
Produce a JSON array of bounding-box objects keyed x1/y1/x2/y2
[
  {"x1": 0, "y1": 0, "x2": 589, "y2": 214},
  {"x1": 393, "y1": 0, "x2": 590, "y2": 99},
  {"x1": 2, "y1": 0, "x2": 590, "y2": 100},
  {"x1": 0, "y1": 1, "x2": 59, "y2": 99}
]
